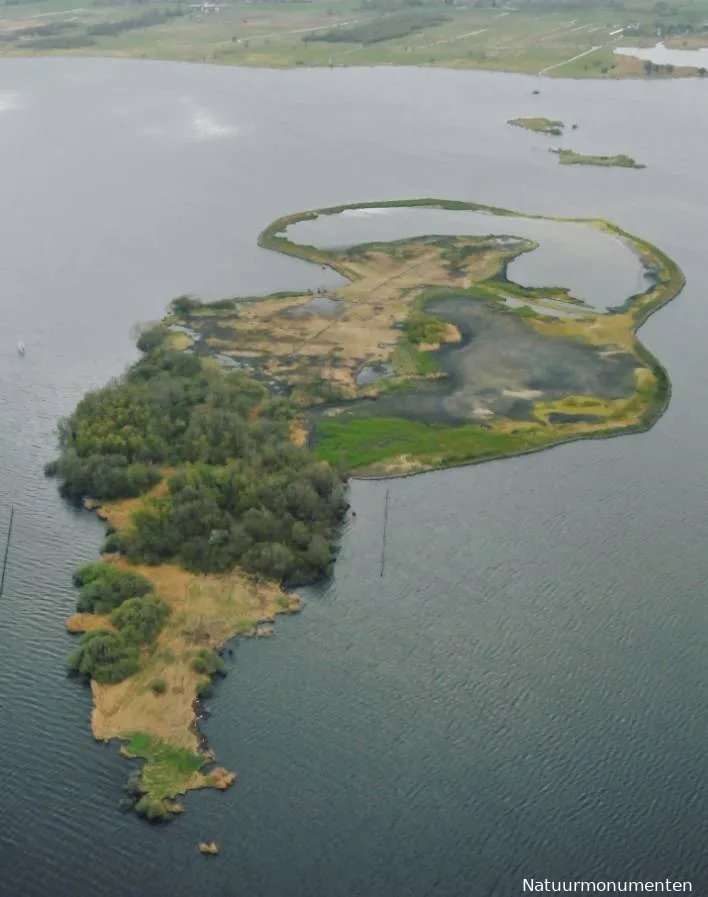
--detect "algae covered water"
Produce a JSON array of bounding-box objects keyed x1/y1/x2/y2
[{"x1": 0, "y1": 59, "x2": 706, "y2": 896}]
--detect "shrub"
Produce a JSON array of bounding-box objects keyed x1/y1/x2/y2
[
  {"x1": 50, "y1": 345, "x2": 347, "y2": 585},
  {"x1": 149, "y1": 678, "x2": 167, "y2": 696},
  {"x1": 110, "y1": 594, "x2": 170, "y2": 645},
  {"x1": 101, "y1": 531, "x2": 125, "y2": 555},
  {"x1": 73, "y1": 560, "x2": 110, "y2": 588},
  {"x1": 196, "y1": 679, "x2": 213, "y2": 699},
  {"x1": 66, "y1": 630, "x2": 140, "y2": 685},
  {"x1": 403, "y1": 312, "x2": 447, "y2": 345},
  {"x1": 191, "y1": 649, "x2": 225, "y2": 677},
  {"x1": 136, "y1": 327, "x2": 167, "y2": 354},
  {"x1": 296, "y1": 374, "x2": 348, "y2": 404},
  {"x1": 76, "y1": 566, "x2": 152, "y2": 614},
  {"x1": 170, "y1": 295, "x2": 202, "y2": 315},
  {"x1": 134, "y1": 795, "x2": 171, "y2": 822}
]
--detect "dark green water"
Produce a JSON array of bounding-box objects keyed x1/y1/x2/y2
[{"x1": 0, "y1": 59, "x2": 705, "y2": 896}]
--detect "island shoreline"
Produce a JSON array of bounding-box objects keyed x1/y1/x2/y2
[
  {"x1": 53, "y1": 195, "x2": 684, "y2": 834},
  {"x1": 251, "y1": 198, "x2": 683, "y2": 478}
]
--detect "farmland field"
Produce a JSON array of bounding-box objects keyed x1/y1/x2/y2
[{"x1": 2, "y1": 0, "x2": 708, "y2": 77}]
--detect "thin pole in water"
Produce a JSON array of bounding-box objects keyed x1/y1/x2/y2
[
  {"x1": 379, "y1": 489, "x2": 390, "y2": 578},
  {"x1": 0, "y1": 505, "x2": 14, "y2": 599}
]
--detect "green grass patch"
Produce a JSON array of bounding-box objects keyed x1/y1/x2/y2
[
  {"x1": 508, "y1": 117, "x2": 564, "y2": 135},
  {"x1": 508, "y1": 304, "x2": 539, "y2": 318},
  {"x1": 314, "y1": 417, "x2": 553, "y2": 470},
  {"x1": 391, "y1": 342, "x2": 439, "y2": 376},
  {"x1": 123, "y1": 733, "x2": 207, "y2": 807},
  {"x1": 551, "y1": 149, "x2": 645, "y2": 169}
]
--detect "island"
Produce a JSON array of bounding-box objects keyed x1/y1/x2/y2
[
  {"x1": 48, "y1": 337, "x2": 349, "y2": 822},
  {"x1": 199, "y1": 841, "x2": 220, "y2": 856},
  {"x1": 508, "y1": 117, "x2": 565, "y2": 136},
  {"x1": 47, "y1": 198, "x2": 683, "y2": 825},
  {"x1": 551, "y1": 149, "x2": 646, "y2": 169}
]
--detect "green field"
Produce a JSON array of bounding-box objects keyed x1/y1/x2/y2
[
  {"x1": 2, "y1": 0, "x2": 708, "y2": 77},
  {"x1": 551, "y1": 148, "x2": 646, "y2": 167},
  {"x1": 509, "y1": 117, "x2": 565, "y2": 134}
]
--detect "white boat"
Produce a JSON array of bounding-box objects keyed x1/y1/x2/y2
[{"x1": 17, "y1": 342, "x2": 25, "y2": 356}]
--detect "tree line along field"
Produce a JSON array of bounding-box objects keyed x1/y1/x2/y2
[{"x1": 2, "y1": 0, "x2": 708, "y2": 76}]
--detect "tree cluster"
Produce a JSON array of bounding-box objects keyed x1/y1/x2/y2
[
  {"x1": 191, "y1": 648, "x2": 225, "y2": 676},
  {"x1": 111, "y1": 594, "x2": 170, "y2": 646},
  {"x1": 67, "y1": 629, "x2": 140, "y2": 685},
  {"x1": 403, "y1": 312, "x2": 448, "y2": 345},
  {"x1": 50, "y1": 342, "x2": 347, "y2": 584},
  {"x1": 67, "y1": 562, "x2": 170, "y2": 685},
  {"x1": 120, "y1": 452, "x2": 346, "y2": 583},
  {"x1": 306, "y1": 10, "x2": 448, "y2": 44},
  {"x1": 86, "y1": 8, "x2": 184, "y2": 37},
  {"x1": 74, "y1": 562, "x2": 153, "y2": 614},
  {"x1": 643, "y1": 60, "x2": 676, "y2": 75}
]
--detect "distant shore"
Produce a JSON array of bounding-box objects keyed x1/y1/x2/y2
[{"x1": 2, "y1": 1, "x2": 708, "y2": 80}]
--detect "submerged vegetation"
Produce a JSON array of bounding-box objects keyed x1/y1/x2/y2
[{"x1": 551, "y1": 149, "x2": 646, "y2": 169}]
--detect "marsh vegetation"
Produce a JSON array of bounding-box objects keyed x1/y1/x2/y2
[
  {"x1": 171, "y1": 199, "x2": 682, "y2": 477},
  {"x1": 508, "y1": 117, "x2": 565, "y2": 135},
  {"x1": 551, "y1": 148, "x2": 646, "y2": 168},
  {"x1": 52, "y1": 197, "x2": 683, "y2": 825}
]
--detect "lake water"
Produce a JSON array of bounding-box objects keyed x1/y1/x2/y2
[
  {"x1": 286, "y1": 206, "x2": 649, "y2": 309},
  {"x1": 0, "y1": 59, "x2": 706, "y2": 897},
  {"x1": 615, "y1": 43, "x2": 708, "y2": 68}
]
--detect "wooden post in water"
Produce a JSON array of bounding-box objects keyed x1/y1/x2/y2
[
  {"x1": 0, "y1": 505, "x2": 14, "y2": 599},
  {"x1": 379, "y1": 489, "x2": 390, "y2": 578}
]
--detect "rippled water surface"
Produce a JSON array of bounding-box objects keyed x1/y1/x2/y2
[{"x1": 0, "y1": 60, "x2": 706, "y2": 897}]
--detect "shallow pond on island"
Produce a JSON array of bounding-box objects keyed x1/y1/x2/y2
[{"x1": 285, "y1": 206, "x2": 651, "y2": 310}]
